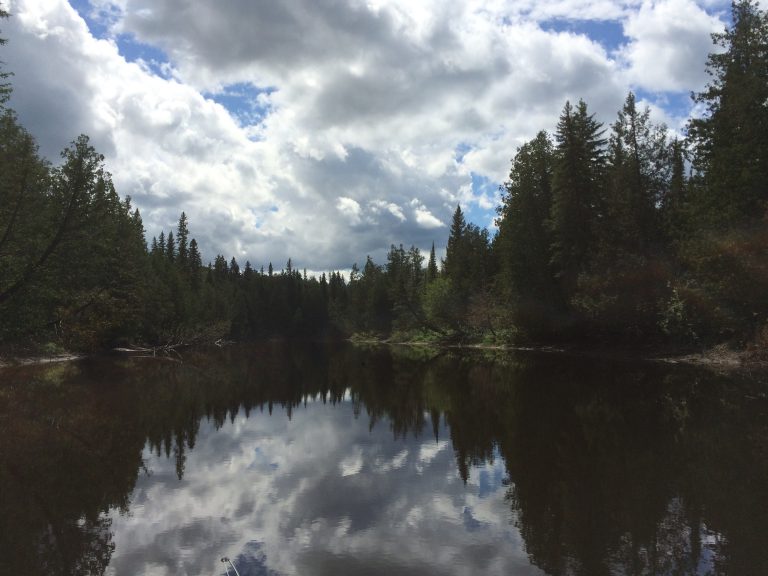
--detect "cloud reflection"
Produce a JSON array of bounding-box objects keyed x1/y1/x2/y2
[{"x1": 107, "y1": 399, "x2": 537, "y2": 576}]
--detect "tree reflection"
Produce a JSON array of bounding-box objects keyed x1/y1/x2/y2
[{"x1": 0, "y1": 343, "x2": 766, "y2": 574}]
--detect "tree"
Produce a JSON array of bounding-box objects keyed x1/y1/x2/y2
[
  {"x1": 176, "y1": 212, "x2": 189, "y2": 266},
  {"x1": 0, "y1": 135, "x2": 101, "y2": 306},
  {"x1": 0, "y1": 131, "x2": 150, "y2": 347},
  {"x1": 549, "y1": 99, "x2": 606, "y2": 298},
  {"x1": 688, "y1": 0, "x2": 768, "y2": 227},
  {"x1": 188, "y1": 238, "x2": 202, "y2": 289},
  {"x1": 0, "y1": 6, "x2": 12, "y2": 108},
  {"x1": 496, "y1": 131, "x2": 556, "y2": 307},
  {"x1": 385, "y1": 244, "x2": 425, "y2": 329},
  {"x1": 661, "y1": 138, "x2": 689, "y2": 241},
  {"x1": 602, "y1": 92, "x2": 667, "y2": 255},
  {"x1": 166, "y1": 230, "x2": 175, "y2": 262},
  {"x1": 426, "y1": 242, "x2": 438, "y2": 284},
  {"x1": 671, "y1": 1, "x2": 768, "y2": 342},
  {"x1": 443, "y1": 205, "x2": 467, "y2": 283}
]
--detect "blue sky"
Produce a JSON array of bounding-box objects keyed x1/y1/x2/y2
[{"x1": 4, "y1": 0, "x2": 728, "y2": 272}]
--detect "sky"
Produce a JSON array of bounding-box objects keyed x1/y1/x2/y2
[{"x1": 1, "y1": 0, "x2": 729, "y2": 273}]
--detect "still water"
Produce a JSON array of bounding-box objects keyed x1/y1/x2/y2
[{"x1": 0, "y1": 342, "x2": 767, "y2": 576}]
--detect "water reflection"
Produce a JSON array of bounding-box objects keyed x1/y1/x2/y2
[{"x1": 0, "y1": 343, "x2": 766, "y2": 575}]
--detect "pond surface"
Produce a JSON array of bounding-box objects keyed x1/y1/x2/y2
[{"x1": 0, "y1": 342, "x2": 767, "y2": 576}]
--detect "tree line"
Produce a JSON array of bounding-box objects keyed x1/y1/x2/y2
[{"x1": 1, "y1": 1, "x2": 766, "y2": 352}]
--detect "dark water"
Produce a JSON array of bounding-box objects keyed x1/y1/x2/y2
[{"x1": 1, "y1": 343, "x2": 767, "y2": 576}]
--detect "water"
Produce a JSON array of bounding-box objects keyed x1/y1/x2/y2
[{"x1": 0, "y1": 342, "x2": 766, "y2": 575}]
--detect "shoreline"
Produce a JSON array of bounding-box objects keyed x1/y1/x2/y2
[
  {"x1": 1, "y1": 340, "x2": 766, "y2": 374},
  {"x1": 351, "y1": 337, "x2": 768, "y2": 373}
]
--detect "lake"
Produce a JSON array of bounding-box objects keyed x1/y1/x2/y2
[{"x1": 0, "y1": 342, "x2": 766, "y2": 575}]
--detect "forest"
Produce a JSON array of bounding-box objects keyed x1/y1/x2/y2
[{"x1": 1, "y1": 1, "x2": 767, "y2": 354}]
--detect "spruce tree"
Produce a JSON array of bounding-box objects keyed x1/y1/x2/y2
[
  {"x1": 426, "y1": 242, "x2": 438, "y2": 284},
  {"x1": 0, "y1": 7, "x2": 12, "y2": 108},
  {"x1": 166, "y1": 230, "x2": 175, "y2": 262},
  {"x1": 443, "y1": 205, "x2": 466, "y2": 283},
  {"x1": 496, "y1": 131, "x2": 557, "y2": 312},
  {"x1": 688, "y1": 0, "x2": 768, "y2": 227},
  {"x1": 549, "y1": 99, "x2": 606, "y2": 297},
  {"x1": 176, "y1": 212, "x2": 189, "y2": 266},
  {"x1": 661, "y1": 138, "x2": 689, "y2": 241},
  {"x1": 189, "y1": 238, "x2": 202, "y2": 289},
  {"x1": 602, "y1": 92, "x2": 667, "y2": 256}
]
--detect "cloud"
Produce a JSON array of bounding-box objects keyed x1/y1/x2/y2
[
  {"x1": 336, "y1": 196, "x2": 363, "y2": 226},
  {"x1": 411, "y1": 199, "x2": 446, "y2": 230},
  {"x1": 620, "y1": 0, "x2": 725, "y2": 92},
  {"x1": 2, "y1": 0, "x2": 727, "y2": 270}
]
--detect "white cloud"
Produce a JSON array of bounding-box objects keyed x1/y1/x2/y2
[
  {"x1": 336, "y1": 196, "x2": 363, "y2": 226},
  {"x1": 370, "y1": 199, "x2": 407, "y2": 222},
  {"x1": 620, "y1": 0, "x2": 724, "y2": 92},
  {"x1": 411, "y1": 198, "x2": 446, "y2": 229},
  {"x1": 2, "y1": 0, "x2": 728, "y2": 269},
  {"x1": 415, "y1": 208, "x2": 446, "y2": 230}
]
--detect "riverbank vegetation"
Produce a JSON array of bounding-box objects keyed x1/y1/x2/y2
[{"x1": 1, "y1": 1, "x2": 767, "y2": 356}]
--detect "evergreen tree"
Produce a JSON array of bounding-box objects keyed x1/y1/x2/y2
[
  {"x1": 661, "y1": 138, "x2": 689, "y2": 241},
  {"x1": 549, "y1": 99, "x2": 606, "y2": 298},
  {"x1": 176, "y1": 212, "x2": 189, "y2": 266},
  {"x1": 495, "y1": 131, "x2": 559, "y2": 331},
  {"x1": 166, "y1": 230, "x2": 175, "y2": 262},
  {"x1": 426, "y1": 242, "x2": 438, "y2": 284},
  {"x1": 213, "y1": 255, "x2": 228, "y2": 280},
  {"x1": 568, "y1": 94, "x2": 675, "y2": 337},
  {"x1": 0, "y1": 7, "x2": 11, "y2": 108},
  {"x1": 188, "y1": 238, "x2": 202, "y2": 289},
  {"x1": 688, "y1": 0, "x2": 768, "y2": 227},
  {"x1": 673, "y1": 1, "x2": 768, "y2": 341},
  {"x1": 443, "y1": 205, "x2": 466, "y2": 282},
  {"x1": 602, "y1": 92, "x2": 667, "y2": 256}
]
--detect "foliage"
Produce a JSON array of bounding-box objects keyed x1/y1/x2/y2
[{"x1": 0, "y1": 6, "x2": 11, "y2": 108}]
